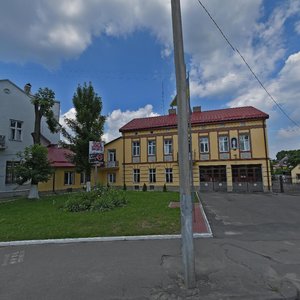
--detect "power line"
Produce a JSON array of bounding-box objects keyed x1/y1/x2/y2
[{"x1": 196, "y1": 0, "x2": 300, "y2": 129}]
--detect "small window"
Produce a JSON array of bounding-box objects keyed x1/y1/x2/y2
[
  {"x1": 10, "y1": 120, "x2": 23, "y2": 141},
  {"x1": 239, "y1": 134, "x2": 250, "y2": 151},
  {"x1": 199, "y1": 137, "x2": 209, "y2": 153},
  {"x1": 219, "y1": 136, "x2": 229, "y2": 152},
  {"x1": 80, "y1": 172, "x2": 86, "y2": 184},
  {"x1": 165, "y1": 168, "x2": 173, "y2": 183},
  {"x1": 148, "y1": 140, "x2": 156, "y2": 155},
  {"x1": 133, "y1": 169, "x2": 140, "y2": 183},
  {"x1": 149, "y1": 168, "x2": 156, "y2": 183},
  {"x1": 132, "y1": 141, "x2": 140, "y2": 156},
  {"x1": 64, "y1": 171, "x2": 75, "y2": 185},
  {"x1": 108, "y1": 173, "x2": 116, "y2": 183},
  {"x1": 5, "y1": 161, "x2": 20, "y2": 184},
  {"x1": 164, "y1": 139, "x2": 172, "y2": 155}
]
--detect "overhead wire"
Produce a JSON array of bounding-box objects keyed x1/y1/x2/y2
[{"x1": 196, "y1": 0, "x2": 300, "y2": 129}]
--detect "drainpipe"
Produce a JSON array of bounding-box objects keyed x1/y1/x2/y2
[{"x1": 263, "y1": 120, "x2": 271, "y2": 191}]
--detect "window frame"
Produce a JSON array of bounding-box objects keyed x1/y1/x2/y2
[
  {"x1": 239, "y1": 134, "x2": 251, "y2": 152},
  {"x1": 132, "y1": 141, "x2": 140, "y2": 156},
  {"x1": 108, "y1": 173, "x2": 116, "y2": 183},
  {"x1": 199, "y1": 137, "x2": 209, "y2": 153},
  {"x1": 165, "y1": 168, "x2": 173, "y2": 183},
  {"x1": 5, "y1": 161, "x2": 20, "y2": 184},
  {"x1": 148, "y1": 140, "x2": 156, "y2": 156},
  {"x1": 164, "y1": 139, "x2": 173, "y2": 155},
  {"x1": 219, "y1": 136, "x2": 229, "y2": 153},
  {"x1": 108, "y1": 149, "x2": 116, "y2": 162},
  {"x1": 149, "y1": 168, "x2": 156, "y2": 183},
  {"x1": 133, "y1": 169, "x2": 140, "y2": 183},
  {"x1": 10, "y1": 119, "x2": 23, "y2": 141},
  {"x1": 64, "y1": 171, "x2": 75, "y2": 185}
]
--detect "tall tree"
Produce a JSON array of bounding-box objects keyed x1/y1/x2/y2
[
  {"x1": 31, "y1": 87, "x2": 59, "y2": 144},
  {"x1": 61, "y1": 82, "x2": 105, "y2": 191}
]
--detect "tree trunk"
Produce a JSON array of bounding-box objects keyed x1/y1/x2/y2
[
  {"x1": 28, "y1": 184, "x2": 39, "y2": 199},
  {"x1": 32, "y1": 106, "x2": 42, "y2": 144}
]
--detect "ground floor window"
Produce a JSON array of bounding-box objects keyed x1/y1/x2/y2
[
  {"x1": 64, "y1": 171, "x2": 75, "y2": 185},
  {"x1": 80, "y1": 172, "x2": 86, "y2": 184},
  {"x1": 149, "y1": 168, "x2": 156, "y2": 183},
  {"x1": 108, "y1": 173, "x2": 116, "y2": 183},
  {"x1": 199, "y1": 166, "x2": 227, "y2": 182},
  {"x1": 133, "y1": 169, "x2": 140, "y2": 183},
  {"x1": 232, "y1": 165, "x2": 262, "y2": 182},
  {"x1": 165, "y1": 168, "x2": 173, "y2": 183},
  {"x1": 5, "y1": 161, "x2": 20, "y2": 184}
]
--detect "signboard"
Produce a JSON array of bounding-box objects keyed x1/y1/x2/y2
[{"x1": 89, "y1": 141, "x2": 104, "y2": 166}]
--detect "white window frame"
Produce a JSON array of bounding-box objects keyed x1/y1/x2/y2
[
  {"x1": 133, "y1": 169, "x2": 140, "y2": 183},
  {"x1": 149, "y1": 168, "x2": 156, "y2": 183},
  {"x1": 164, "y1": 139, "x2": 172, "y2": 155},
  {"x1": 10, "y1": 119, "x2": 23, "y2": 141},
  {"x1": 219, "y1": 136, "x2": 229, "y2": 153},
  {"x1": 132, "y1": 141, "x2": 140, "y2": 156},
  {"x1": 108, "y1": 150, "x2": 116, "y2": 162},
  {"x1": 239, "y1": 134, "x2": 250, "y2": 151},
  {"x1": 148, "y1": 140, "x2": 156, "y2": 156},
  {"x1": 108, "y1": 173, "x2": 116, "y2": 183},
  {"x1": 200, "y1": 137, "x2": 209, "y2": 153},
  {"x1": 64, "y1": 171, "x2": 75, "y2": 185},
  {"x1": 165, "y1": 168, "x2": 173, "y2": 183}
]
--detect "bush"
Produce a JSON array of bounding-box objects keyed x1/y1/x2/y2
[
  {"x1": 63, "y1": 186, "x2": 127, "y2": 212},
  {"x1": 142, "y1": 183, "x2": 147, "y2": 192},
  {"x1": 123, "y1": 183, "x2": 127, "y2": 191},
  {"x1": 163, "y1": 184, "x2": 167, "y2": 192}
]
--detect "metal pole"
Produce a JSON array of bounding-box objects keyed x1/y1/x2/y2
[{"x1": 171, "y1": 0, "x2": 196, "y2": 288}]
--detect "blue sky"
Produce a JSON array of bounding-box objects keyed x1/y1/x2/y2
[{"x1": 1, "y1": 0, "x2": 300, "y2": 158}]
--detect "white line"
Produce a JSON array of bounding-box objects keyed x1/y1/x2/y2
[{"x1": 0, "y1": 232, "x2": 212, "y2": 247}]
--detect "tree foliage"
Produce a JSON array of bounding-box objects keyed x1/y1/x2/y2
[
  {"x1": 61, "y1": 82, "x2": 105, "y2": 179},
  {"x1": 31, "y1": 87, "x2": 60, "y2": 144},
  {"x1": 15, "y1": 144, "x2": 53, "y2": 185},
  {"x1": 275, "y1": 149, "x2": 300, "y2": 168}
]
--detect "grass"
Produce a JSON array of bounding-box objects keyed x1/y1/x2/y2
[{"x1": 0, "y1": 191, "x2": 180, "y2": 242}]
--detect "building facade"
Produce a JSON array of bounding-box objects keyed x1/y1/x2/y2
[
  {"x1": 0, "y1": 79, "x2": 60, "y2": 196},
  {"x1": 100, "y1": 106, "x2": 271, "y2": 192}
]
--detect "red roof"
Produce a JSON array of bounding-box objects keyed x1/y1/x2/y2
[
  {"x1": 47, "y1": 146, "x2": 74, "y2": 167},
  {"x1": 119, "y1": 106, "x2": 269, "y2": 132}
]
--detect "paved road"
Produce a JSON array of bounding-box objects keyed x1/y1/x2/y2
[{"x1": 1, "y1": 192, "x2": 300, "y2": 299}]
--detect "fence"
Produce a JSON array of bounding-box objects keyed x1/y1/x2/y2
[{"x1": 272, "y1": 175, "x2": 300, "y2": 193}]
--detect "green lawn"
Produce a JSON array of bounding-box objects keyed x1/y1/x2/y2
[{"x1": 0, "y1": 191, "x2": 180, "y2": 242}]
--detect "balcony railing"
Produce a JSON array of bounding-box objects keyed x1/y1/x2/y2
[
  {"x1": 102, "y1": 160, "x2": 119, "y2": 168},
  {"x1": 0, "y1": 135, "x2": 6, "y2": 150}
]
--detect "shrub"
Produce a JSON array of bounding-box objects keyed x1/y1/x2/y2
[
  {"x1": 63, "y1": 186, "x2": 127, "y2": 212},
  {"x1": 142, "y1": 183, "x2": 147, "y2": 192},
  {"x1": 123, "y1": 183, "x2": 127, "y2": 191},
  {"x1": 163, "y1": 184, "x2": 167, "y2": 192}
]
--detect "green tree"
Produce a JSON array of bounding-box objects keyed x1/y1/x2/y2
[
  {"x1": 61, "y1": 82, "x2": 105, "y2": 191},
  {"x1": 31, "y1": 87, "x2": 60, "y2": 145},
  {"x1": 15, "y1": 145, "x2": 53, "y2": 199}
]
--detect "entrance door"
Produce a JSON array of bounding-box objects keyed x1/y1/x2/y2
[
  {"x1": 232, "y1": 164, "x2": 263, "y2": 192},
  {"x1": 199, "y1": 166, "x2": 227, "y2": 192}
]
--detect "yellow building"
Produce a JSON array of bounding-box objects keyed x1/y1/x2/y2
[
  {"x1": 100, "y1": 106, "x2": 271, "y2": 192},
  {"x1": 291, "y1": 164, "x2": 300, "y2": 184}
]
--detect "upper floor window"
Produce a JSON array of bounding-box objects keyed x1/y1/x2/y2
[
  {"x1": 199, "y1": 137, "x2": 209, "y2": 153},
  {"x1": 132, "y1": 141, "x2": 140, "y2": 156},
  {"x1": 149, "y1": 168, "x2": 156, "y2": 183},
  {"x1": 239, "y1": 134, "x2": 250, "y2": 151},
  {"x1": 133, "y1": 169, "x2": 140, "y2": 183},
  {"x1": 108, "y1": 149, "x2": 116, "y2": 161},
  {"x1": 10, "y1": 120, "x2": 23, "y2": 141},
  {"x1": 219, "y1": 136, "x2": 229, "y2": 152},
  {"x1": 148, "y1": 140, "x2": 156, "y2": 155},
  {"x1": 164, "y1": 139, "x2": 172, "y2": 155}
]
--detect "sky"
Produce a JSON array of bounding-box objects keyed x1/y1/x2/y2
[{"x1": 1, "y1": 0, "x2": 300, "y2": 158}]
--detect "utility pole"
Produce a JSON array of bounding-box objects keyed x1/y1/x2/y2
[{"x1": 171, "y1": 0, "x2": 196, "y2": 288}]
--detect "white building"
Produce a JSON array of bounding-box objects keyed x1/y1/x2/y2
[{"x1": 0, "y1": 79, "x2": 60, "y2": 196}]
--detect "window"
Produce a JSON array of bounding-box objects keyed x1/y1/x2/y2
[
  {"x1": 132, "y1": 141, "x2": 140, "y2": 156},
  {"x1": 148, "y1": 140, "x2": 156, "y2": 155},
  {"x1": 199, "y1": 137, "x2": 209, "y2": 153},
  {"x1": 219, "y1": 136, "x2": 229, "y2": 152},
  {"x1": 239, "y1": 134, "x2": 250, "y2": 151},
  {"x1": 164, "y1": 139, "x2": 172, "y2": 155},
  {"x1": 5, "y1": 161, "x2": 20, "y2": 184},
  {"x1": 64, "y1": 171, "x2": 75, "y2": 185},
  {"x1": 165, "y1": 168, "x2": 173, "y2": 183},
  {"x1": 80, "y1": 172, "x2": 86, "y2": 184},
  {"x1": 10, "y1": 120, "x2": 23, "y2": 141},
  {"x1": 133, "y1": 169, "x2": 140, "y2": 183},
  {"x1": 108, "y1": 173, "x2": 116, "y2": 183},
  {"x1": 149, "y1": 168, "x2": 156, "y2": 183},
  {"x1": 108, "y1": 150, "x2": 116, "y2": 161}
]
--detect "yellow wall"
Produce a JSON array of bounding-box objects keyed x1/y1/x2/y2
[{"x1": 291, "y1": 164, "x2": 300, "y2": 184}]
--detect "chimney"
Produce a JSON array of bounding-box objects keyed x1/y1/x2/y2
[
  {"x1": 24, "y1": 83, "x2": 32, "y2": 94},
  {"x1": 168, "y1": 108, "x2": 176, "y2": 115},
  {"x1": 193, "y1": 106, "x2": 201, "y2": 112}
]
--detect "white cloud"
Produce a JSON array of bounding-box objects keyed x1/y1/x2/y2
[
  {"x1": 103, "y1": 104, "x2": 159, "y2": 143},
  {"x1": 60, "y1": 105, "x2": 159, "y2": 143}
]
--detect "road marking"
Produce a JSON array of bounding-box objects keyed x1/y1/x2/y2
[
  {"x1": 2, "y1": 250, "x2": 25, "y2": 266},
  {"x1": 224, "y1": 231, "x2": 242, "y2": 236}
]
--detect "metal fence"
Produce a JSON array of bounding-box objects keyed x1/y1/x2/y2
[{"x1": 272, "y1": 175, "x2": 300, "y2": 193}]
